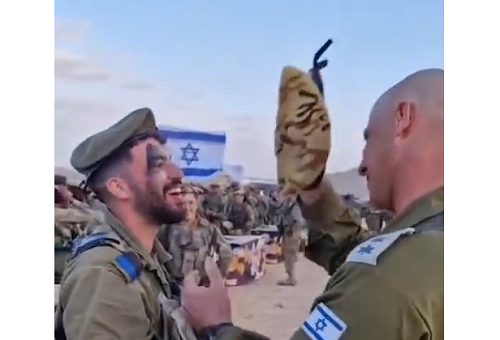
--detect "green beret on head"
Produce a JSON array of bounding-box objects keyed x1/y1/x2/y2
[{"x1": 70, "y1": 107, "x2": 162, "y2": 180}]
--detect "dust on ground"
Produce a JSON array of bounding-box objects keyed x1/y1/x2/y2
[{"x1": 230, "y1": 255, "x2": 329, "y2": 340}]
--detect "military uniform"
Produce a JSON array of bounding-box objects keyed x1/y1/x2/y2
[
  {"x1": 277, "y1": 201, "x2": 304, "y2": 286},
  {"x1": 216, "y1": 186, "x2": 444, "y2": 340},
  {"x1": 54, "y1": 199, "x2": 104, "y2": 284},
  {"x1": 225, "y1": 200, "x2": 255, "y2": 235},
  {"x1": 158, "y1": 218, "x2": 232, "y2": 283},
  {"x1": 202, "y1": 191, "x2": 227, "y2": 230},
  {"x1": 55, "y1": 108, "x2": 197, "y2": 340},
  {"x1": 213, "y1": 59, "x2": 443, "y2": 340}
]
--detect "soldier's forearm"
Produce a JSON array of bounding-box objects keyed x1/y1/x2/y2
[
  {"x1": 298, "y1": 178, "x2": 374, "y2": 274},
  {"x1": 305, "y1": 226, "x2": 376, "y2": 275}
]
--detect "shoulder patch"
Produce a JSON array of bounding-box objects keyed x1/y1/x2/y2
[
  {"x1": 345, "y1": 227, "x2": 415, "y2": 266},
  {"x1": 113, "y1": 251, "x2": 144, "y2": 283},
  {"x1": 302, "y1": 302, "x2": 347, "y2": 340}
]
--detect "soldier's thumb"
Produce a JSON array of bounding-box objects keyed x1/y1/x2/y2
[{"x1": 204, "y1": 257, "x2": 224, "y2": 286}]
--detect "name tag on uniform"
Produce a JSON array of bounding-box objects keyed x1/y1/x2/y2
[{"x1": 302, "y1": 303, "x2": 347, "y2": 340}]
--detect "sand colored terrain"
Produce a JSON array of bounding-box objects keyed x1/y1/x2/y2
[
  {"x1": 229, "y1": 255, "x2": 329, "y2": 340},
  {"x1": 55, "y1": 255, "x2": 329, "y2": 340}
]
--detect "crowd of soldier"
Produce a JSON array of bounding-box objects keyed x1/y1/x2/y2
[{"x1": 55, "y1": 173, "x2": 391, "y2": 287}]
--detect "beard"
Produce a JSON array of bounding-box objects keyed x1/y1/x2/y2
[{"x1": 131, "y1": 179, "x2": 185, "y2": 226}]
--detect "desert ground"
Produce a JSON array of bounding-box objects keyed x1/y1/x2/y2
[
  {"x1": 54, "y1": 255, "x2": 329, "y2": 340},
  {"x1": 229, "y1": 255, "x2": 328, "y2": 340}
]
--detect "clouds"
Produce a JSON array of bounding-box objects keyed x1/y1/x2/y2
[
  {"x1": 55, "y1": 19, "x2": 90, "y2": 44},
  {"x1": 54, "y1": 17, "x2": 277, "y2": 179},
  {"x1": 54, "y1": 17, "x2": 359, "y2": 180},
  {"x1": 55, "y1": 49, "x2": 110, "y2": 81}
]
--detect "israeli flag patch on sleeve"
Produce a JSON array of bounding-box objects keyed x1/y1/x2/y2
[{"x1": 302, "y1": 303, "x2": 347, "y2": 340}]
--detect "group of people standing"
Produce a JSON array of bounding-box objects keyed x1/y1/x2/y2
[
  {"x1": 55, "y1": 171, "x2": 391, "y2": 288},
  {"x1": 55, "y1": 173, "x2": 307, "y2": 287},
  {"x1": 54, "y1": 65, "x2": 443, "y2": 340}
]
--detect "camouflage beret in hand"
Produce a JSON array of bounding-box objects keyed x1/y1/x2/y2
[
  {"x1": 70, "y1": 107, "x2": 160, "y2": 179},
  {"x1": 275, "y1": 66, "x2": 332, "y2": 197}
]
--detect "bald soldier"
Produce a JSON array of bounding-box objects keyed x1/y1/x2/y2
[
  {"x1": 54, "y1": 108, "x2": 199, "y2": 340},
  {"x1": 180, "y1": 68, "x2": 444, "y2": 340}
]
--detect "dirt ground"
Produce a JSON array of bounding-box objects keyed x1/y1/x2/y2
[
  {"x1": 229, "y1": 255, "x2": 328, "y2": 340},
  {"x1": 54, "y1": 255, "x2": 329, "y2": 340}
]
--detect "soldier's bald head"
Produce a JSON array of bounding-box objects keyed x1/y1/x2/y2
[
  {"x1": 370, "y1": 68, "x2": 444, "y2": 124},
  {"x1": 359, "y1": 68, "x2": 444, "y2": 213}
]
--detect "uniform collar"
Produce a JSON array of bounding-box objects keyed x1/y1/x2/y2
[
  {"x1": 102, "y1": 208, "x2": 172, "y2": 267},
  {"x1": 384, "y1": 187, "x2": 444, "y2": 233}
]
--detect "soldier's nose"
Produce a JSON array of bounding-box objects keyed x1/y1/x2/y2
[{"x1": 167, "y1": 162, "x2": 184, "y2": 180}]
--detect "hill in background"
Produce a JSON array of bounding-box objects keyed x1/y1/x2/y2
[
  {"x1": 326, "y1": 168, "x2": 368, "y2": 201},
  {"x1": 54, "y1": 166, "x2": 368, "y2": 201}
]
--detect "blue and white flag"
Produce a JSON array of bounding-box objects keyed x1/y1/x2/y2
[
  {"x1": 158, "y1": 126, "x2": 226, "y2": 183},
  {"x1": 302, "y1": 303, "x2": 347, "y2": 340}
]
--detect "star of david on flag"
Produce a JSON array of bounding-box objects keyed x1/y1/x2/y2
[
  {"x1": 180, "y1": 143, "x2": 199, "y2": 166},
  {"x1": 302, "y1": 303, "x2": 347, "y2": 340},
  {"x1": 158, "y1": 125, "x2": 226, "y2": 182}
]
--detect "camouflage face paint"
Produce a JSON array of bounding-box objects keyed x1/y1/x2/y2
[{"x1": 146, "y1": 143, "x2": 168, "y2": 182}]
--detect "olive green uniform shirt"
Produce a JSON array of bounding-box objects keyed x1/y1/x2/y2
[
  {"x1": 218, "y1": 185, "x2": 444, "y2": 340},
  {"x1": 55, "y1": 209, "x2": 197, "y2": 340}
]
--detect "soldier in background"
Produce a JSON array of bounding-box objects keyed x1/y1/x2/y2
[
  {"x1": 158, "y1": 185, "x2": 232, "y2": 284},
  {"x1": 254, "y1": 190, "x2": 270, "y2": 225},
  {"x1": 244, "y1": 186, "x2": 268, "y2": 226},
  {"x1": 54, "y1": 174, "x2": 103, "y2": 283},
  {"x1": 54, "y1": 174, "x2": 104, "y2": 244},
  {"x1": 362, "y1": 205, "x2": 394, "y2": 231},
  {"x1": 267, "y1": 189, "x2": 282, "y2": 226},
  {"x1": 277, "y1": 196, "x2": 304, "y2": 286},
  {"x1": 225, "y1": 187, "x2": 255, "y2": 235},
  {"x1": 364, "y1": 209, "x2": 383, "y2": 231},
  {"x1": 202, "y1": 184, "x2": 227, "y2": 230}
]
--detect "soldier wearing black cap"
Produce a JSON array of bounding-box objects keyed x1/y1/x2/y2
[{"x1": 54, "y1": 108, "x2": 198, "y2": 340}]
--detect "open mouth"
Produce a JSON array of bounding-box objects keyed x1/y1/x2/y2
[{"x1": 165, "y1": 186, "x2": 182, "y2": 197}]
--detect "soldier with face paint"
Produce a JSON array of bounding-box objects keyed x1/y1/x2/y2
[{"x1": 54, "y1": 108, "x2": 199, "y2": 340}]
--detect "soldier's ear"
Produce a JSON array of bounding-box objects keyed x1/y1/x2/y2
[{"x1": 106, "y1": 177, "x2": 132, "y2": 200}]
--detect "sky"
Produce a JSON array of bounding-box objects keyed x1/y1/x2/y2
[{"x1": 54, "y1": 0, "x2": 444, "y2": 180}]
